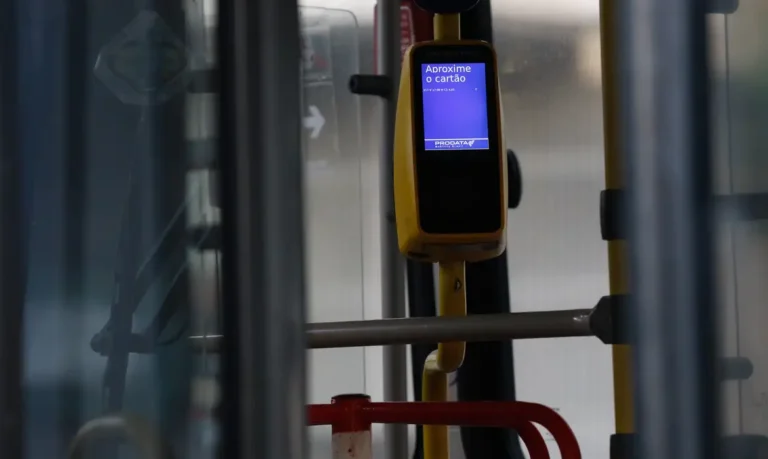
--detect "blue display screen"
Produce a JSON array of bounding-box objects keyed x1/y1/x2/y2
[{"x1": 421, "y1": 63, "x2": 490, "y2": 150}]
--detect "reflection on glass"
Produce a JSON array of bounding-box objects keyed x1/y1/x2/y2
[{"x1": 17, "y1": 1, "x2": 218, "y2": 458}]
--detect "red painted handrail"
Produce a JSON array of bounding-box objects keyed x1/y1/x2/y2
[{"x1": 308, "y1": 395, "x2": 581, "y2": 459}]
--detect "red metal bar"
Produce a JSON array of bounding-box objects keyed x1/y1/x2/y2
[
  {"x1": 308, "y1": 396, "x2": 581, "y2": 459},
  {"x1": 329, "y1": 394, "x2": 373, "y2": 434},
  {"x1": 503, "y1": 422, "x2": 550, "y2": 459}
]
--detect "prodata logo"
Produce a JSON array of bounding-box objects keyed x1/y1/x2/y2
[{"x1": 434, "y1": 140, "x2": 475, "y2": 148}]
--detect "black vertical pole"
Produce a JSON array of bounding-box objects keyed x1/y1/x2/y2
[
  {"x1": 61, "y1": 0, "x2": 88, "y2": 445},
  {"x1": 619, "y1": 1, "x2": 720, "y2": 458},
  {"x1": 0, "y1": 0, "x2": 25, "y2": 454},
  {"x1": 456, "y1": 6, "x2": 522, "y2": 459},
  {"x1": 218, "y1": 0, "x2": 307, "y2": 457}
]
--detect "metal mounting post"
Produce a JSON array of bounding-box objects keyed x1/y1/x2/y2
[
  {"x1": 376, "y1": 0, "x2": 409, "y2": 459},
  {"x1": 619, "y1": 0, "x2": 720, "y2": 458},
  {"x1": 218, "y1": 0, "x2": 307, "y2": 457}
]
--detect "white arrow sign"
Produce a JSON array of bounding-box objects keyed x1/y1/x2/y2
[{"x1": 303, "y1": 105, "x2": 325, "y2": 139}]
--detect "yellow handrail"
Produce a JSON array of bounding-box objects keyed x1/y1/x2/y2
[
  {"x1": 436, "y1": 261, "x2": 467, "y2": 370},
  {"x1": 420, "y1": 14, "x2": 470, "y2": 459},
  {"x1": 423, "y1": 260, "x2": 467, "y2": 459},
  {"x1": 599, "y1": 0, "x2": 634, "y2": 435},
  {"x1": 434, "y1": 13, "x2": 460, "y2": 41}
]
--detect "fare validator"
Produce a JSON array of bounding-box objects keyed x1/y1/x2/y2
[
  {"x1": 391, "y1": 14, "x2": 509, "y2": 459},
  {"x1": 394, "y1": 40, "x2": 508, "y2": 263}
]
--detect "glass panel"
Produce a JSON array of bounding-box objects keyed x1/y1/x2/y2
[
  {"x1": 297, "y1": 4, "x2": 379, "y2": 459},
  {"x1": 712, "y1": 1, "x2": 768, "y2": 448},
  {"x1": 16, "y1": 0, "x2": 219, "y2": 457},
  {"x1": 489, "y1": 2, "x2": 754, "y2": 458},
  {"x1": 300, "y1": 6, "x2": 366, "y2": 402},
  {"x1": 709, "y1": 8, "x2": 740, "y2": 441},
  {"x1": 491, "y1": 2, "x2": 613, "y2": 458}
]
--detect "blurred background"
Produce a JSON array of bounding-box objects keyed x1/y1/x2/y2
[{"x1": 16, "y1": 0, "x2": 768, "y2": 458}]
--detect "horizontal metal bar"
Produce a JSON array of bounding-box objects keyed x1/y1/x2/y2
[{"x1": 189, "y1": 309, "x2": 594, "y2": 352}]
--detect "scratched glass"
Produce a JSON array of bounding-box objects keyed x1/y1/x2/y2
[
  {"x1": 15, "y1": 0, "x2": 219, "y2": 458},
  {"x1": 9, "y1": 2, "x2": 757, "y2": 459}
]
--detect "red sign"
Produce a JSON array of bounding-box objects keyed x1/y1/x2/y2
[{"x1": 373, "y1": 0, "x2": 434, "y2": 71}]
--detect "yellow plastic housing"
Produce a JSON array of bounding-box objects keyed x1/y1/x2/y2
[{"x1": 393, "y1": 40, "x2": 508, "y2": 264}]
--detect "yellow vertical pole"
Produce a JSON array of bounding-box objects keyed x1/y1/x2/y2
[
  {"x1": 433, "y1": 14, "x2": 460, "y2": 41},
  {"x1": 423, "y1": 260, "x2": 467, "y2": 459},
  {"x1": 599, "y1": 0, "x2": 634, "y2": 435},
  {"x1": 417, "y1": 14, "x2": 467, "y2": 459},
  {"x1": 421, "y1": 18, "x2": 466, "y2": 459}
]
